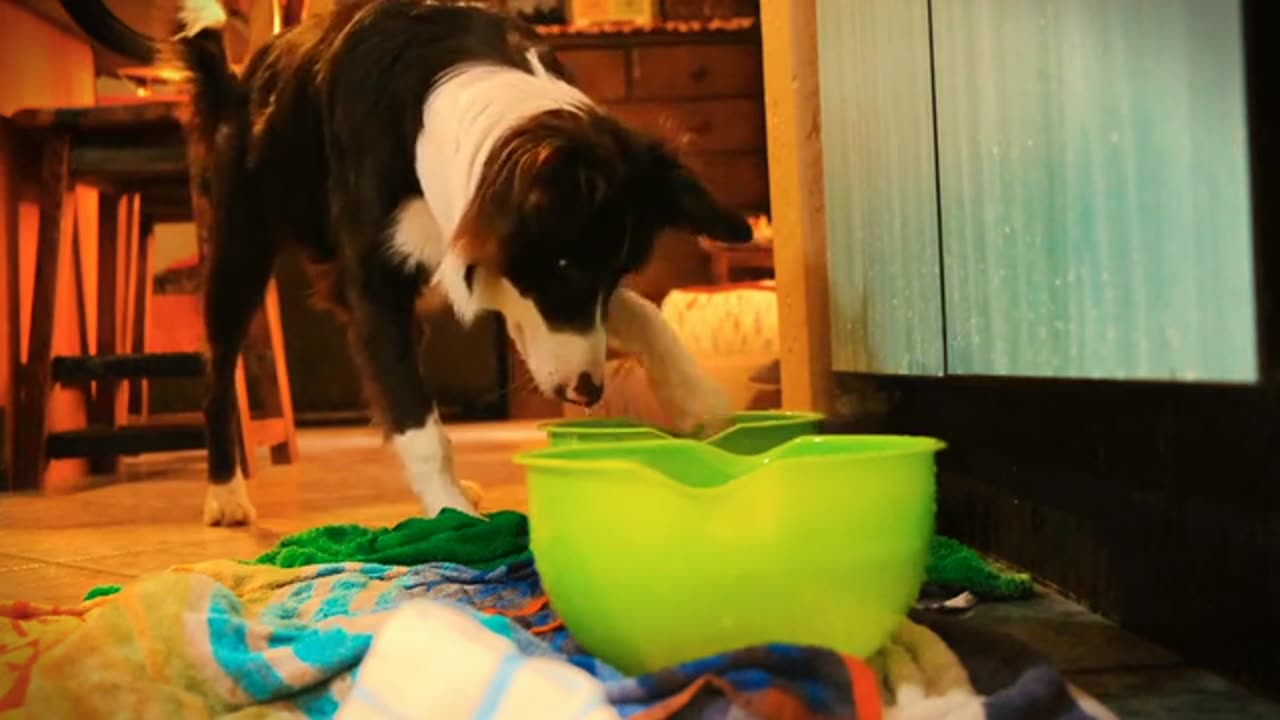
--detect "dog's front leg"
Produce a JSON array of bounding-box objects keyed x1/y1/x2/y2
[
  {"x1": 346, "y1": 267, "x2": 477, "y2": 517},
  {"x1": 606, "y1": 288, "x2": 731, "y2": 436}
]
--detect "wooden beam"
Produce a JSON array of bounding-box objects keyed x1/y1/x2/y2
[{"x1": 759, "y1": 0, "x2": 833, "y2": 413}]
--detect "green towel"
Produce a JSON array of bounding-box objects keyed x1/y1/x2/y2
[
  {"x1": 252, "y1": 509, "x2": 531, "y2": 569},
  {"x1": 925, "y1": 534, "x2": 1034, "y2": 600}
]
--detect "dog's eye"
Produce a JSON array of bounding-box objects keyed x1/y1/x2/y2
[{"x1": 552, "y1": 257, "x2": 591, "y2": 290}]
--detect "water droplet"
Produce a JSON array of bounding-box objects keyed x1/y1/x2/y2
[{"x1": 1109, "y1": 131, "x2": 1120, "y2": 143}]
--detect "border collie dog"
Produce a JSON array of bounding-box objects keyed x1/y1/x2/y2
[{"x1": 176, "y1": 0, "x2": 752, "y2": 526}]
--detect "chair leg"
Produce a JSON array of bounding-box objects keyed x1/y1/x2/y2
[
  {"x1": 261, "y1": 279, "x2": 299, "y2": 464},
  {"x1": 234, "y1": 355, "x2": 258, "y2": 479},
  {"x1": 129, "y1": 208, "x2": 153, "y2": 420},
  {"x1": 232, "y1": 302, "x2": 301, "y2": 477},
  {"x1": 88, "y1": 193, "x2": 125, "y2": 474},
  {"x1": 12, "y1": 137, "x2": 70, "y2": 491}
]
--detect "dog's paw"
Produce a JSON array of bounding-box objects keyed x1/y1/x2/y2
[
  {"x1": 459, "y1": 479, "x2": 486, "y2": 512},
  {"x1": 670, "y1": 377, "x2": 734, "y2": 439},
  {"x1": 203, "y1": 476, "x2": 257, "y2": 526},
  {"x1": 421, "y1": 478, "x2": 479, "y2": 518}
]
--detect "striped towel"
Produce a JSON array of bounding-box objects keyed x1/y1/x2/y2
[
  {"x1": 2, "y1": 554, "x2": 1109, "y2": 719},
  {"x1": 3, "y1": 559, "x2": 880, "y2": 719}
]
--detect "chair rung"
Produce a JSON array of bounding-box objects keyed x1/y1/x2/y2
[
  {"x1": 52, "y1": 352, "x2": 206, "y2": 384},
  {"x1": 46, "y1": 423, "x2": 205, "y2": 459}
]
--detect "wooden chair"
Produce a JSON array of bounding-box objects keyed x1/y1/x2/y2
[{"x1": 7, "y1": 101, "x2": 298, "y2": 491}]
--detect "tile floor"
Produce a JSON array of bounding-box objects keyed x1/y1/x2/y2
[
  {"x1": 965, "y1": 597, "x2": 1280, "y2": 719},
  {"x1": 2, "y1": 422, "x2": 1277, "y2": 719},
  {"x1": 0, "y1": 422, "x2": 542, "y2": 603}
]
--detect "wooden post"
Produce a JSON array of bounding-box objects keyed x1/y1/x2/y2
[{"x1": 759, "y1": 0, "x2": 833, "y2": 413}]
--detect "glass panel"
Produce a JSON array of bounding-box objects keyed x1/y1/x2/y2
[
  {"x1": 817, "y1": 0, "x2": 946, "y2": 375},
  {"x1": 933, "y1": 0, "x2": 1257, "y2": 381}
]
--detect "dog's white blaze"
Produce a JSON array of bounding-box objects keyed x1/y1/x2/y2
[
  {"x1": 177, "y1": 0, "x2": 228, "y2": 37},
  {"x1": 497, "y1": 285, "x2": 606, "y2": 397},
  {"x1": 439, "y1": 266, "x2": 607, "y2": 397},
  {"x1": 428, "y1": 253, "x2": 606, "y2": 395},
  {"x1": 392, "y1": 413, "x2": 476, "y2": 517}
]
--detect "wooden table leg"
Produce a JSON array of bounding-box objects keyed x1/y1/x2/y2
[{"x1": 12, "y1": 136, "x2": 70, "y2": 491}]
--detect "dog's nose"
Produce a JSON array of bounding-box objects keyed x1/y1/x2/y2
[
  {"x1": 573, "y1": 372, "x2": 604, "y2": 406},
  {"x1": 554, "y1": 373, "x2": 604, "y2": 407}
]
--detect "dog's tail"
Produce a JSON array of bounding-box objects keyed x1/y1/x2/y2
[{"x1": 172, "y1": 0, "x2": 240, "y2": 145}]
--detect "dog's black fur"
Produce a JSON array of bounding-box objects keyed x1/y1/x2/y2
[{"x1": 178, "y1": 0, "x2": 751, "y2": 509}]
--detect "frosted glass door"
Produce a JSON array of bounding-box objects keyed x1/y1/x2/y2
[
  {"x1": 817, "y1": 0, "x2": 946, "y2": 374},
  {"x1": 931, "y1": 0, "x2": 1257, "y2": 381}
]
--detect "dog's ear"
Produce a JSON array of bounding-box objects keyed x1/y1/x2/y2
[{"x1": 656, "y1": 158, "x2": 753, "y2": 244}]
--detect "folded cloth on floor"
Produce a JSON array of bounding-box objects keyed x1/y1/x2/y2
[
  {"x1": 876, "y1": 612, "x2": 1117, "y2": 720},
  {"x1": 10, "y1": 554, "x2": 1112, "y2": 720},
  {"x1": 252, "y1": 509, "x2": 531, "y2": 570},
  {"x1": 339, "y1": 599, "x2": 619, "y2": 720},
  {"x1": 43, "y1": 514, "x2": 1104, "y2": 719},
  {"x1": 0, "y1": 600, "x2": 112, "y2": 712}
]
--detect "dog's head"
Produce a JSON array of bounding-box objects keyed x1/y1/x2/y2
[{"x1": 446, "y1": 109, "x2": 751, "y2": 406}]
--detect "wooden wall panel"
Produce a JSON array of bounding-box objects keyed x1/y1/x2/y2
[
  {"x1": 932, "y1": 0, "x2": 1257, "y2": 381},
  {"x1": 0, "y1": 4, "x2": 97, "y2": 117},
  {"x1": 816, "y1": 0, "x2": 945, "y2": 375}
]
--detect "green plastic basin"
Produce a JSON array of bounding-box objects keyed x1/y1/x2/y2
[
  {"x1": 515, "y1": 434, "x2": 944, "y2": 674},
  {"x1": 539, "y1": 410, "x2": 825, "y2": 454}
]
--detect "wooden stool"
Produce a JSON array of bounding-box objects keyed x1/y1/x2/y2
[{"x1": 7, "y1": 101, "x2": 298, "y2": 491}]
